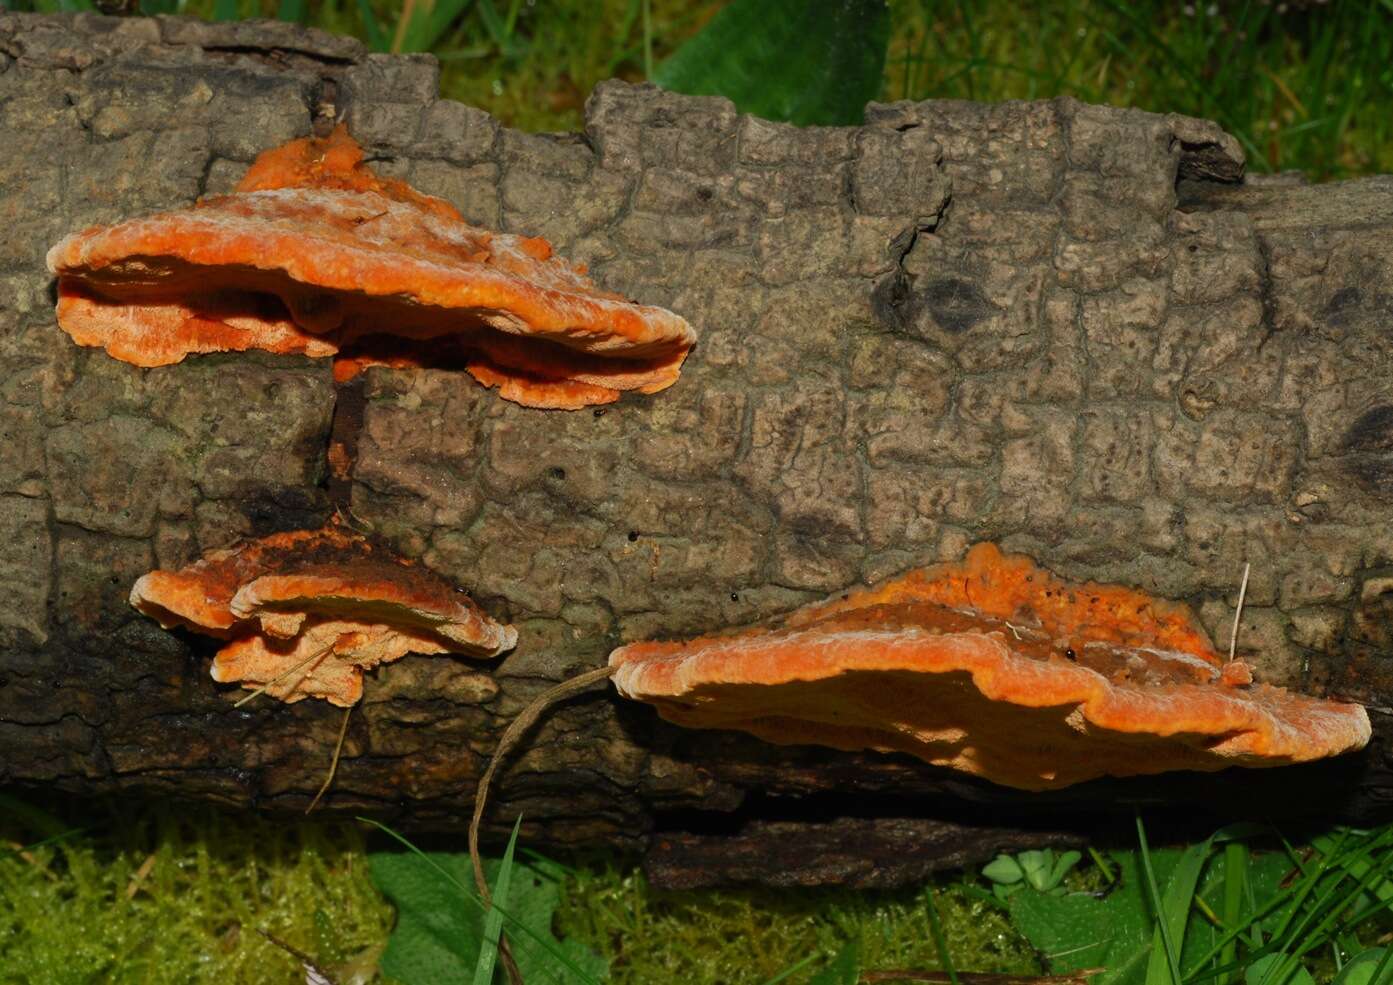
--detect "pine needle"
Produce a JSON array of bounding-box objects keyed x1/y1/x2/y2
[{"x1": 232, "y1": 643, "x2": 334, "y2": 709}]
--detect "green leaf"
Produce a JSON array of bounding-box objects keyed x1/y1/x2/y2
[
  {"x1": 368, "y1": 842, "x2": 606, "y2": 985},
  {"x1": 212, "y1": 0, "x2": 238, "y2": 20},
  {"x1": 1011, "y1": 840, "x2": 1293, "y2": 985},
  {"x1": 1019, "y1": 850, "x2": 1054, "y2": 891},
  {"x1": 1333, "y1": 948, "x2": 1391, "y2": 985},
  {"x1": 1245, "y1": 953, "x2": 1317, "y2": 985},
  {"x1": 981, "y1": 854, "x2": 1025, "y2": 886},
  {"x1": 807, "y1": 939, "x2": 860, "y2": 985},
  {"x1": 1010, "y1": 849, "x2": 1169, "y2": 985},
  {"x1": 653, "y1": 0, "x2": 890, "y2": 126},
  {"x1": 1050, "y1": 850, "x2": 1084, "y2": 888}
]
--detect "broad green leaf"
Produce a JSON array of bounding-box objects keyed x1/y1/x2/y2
[
  {"x1": 807, "y1": 939, "x2": 860, "y2": 985},
  {"x1": 653, "y1": 0, "x2": 890, "y2": 126},
  {"x1": 1010, "y1": 850, "x2": 1174, "y2": 985},
  {"x1": 1011, "y1": 842, "x2": 1293, "y2": 985},
  {"x1": 1333, "y1": 948, "x2": 1390, "y2": 985},
  {"x1": 1020, "y1": 850, "x2": 1055, "y2": 891},
  {"x1": 1050, "y1": 851, "x2": 1084, "y2": 888},
  {"x1": 981, "y1": 854, "x2": 1025, "y2": 885},
  {"x1": 1245, "y1": 953, "x2": 1316, "y2": 985},
  {"x1": 368, "y1": 848, "x2": 607, "y2": 985}
]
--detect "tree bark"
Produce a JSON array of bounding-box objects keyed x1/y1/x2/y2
[{"x1": 1, "y1": 13, "x2": 1391, "y2": 889}]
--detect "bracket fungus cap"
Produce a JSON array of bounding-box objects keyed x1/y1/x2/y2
[
  {"x1": 131, "y1": 521, "x2": 515, "y2": 707},
  {"x1": 48, "y1": 125, "x2": 696, "y2": 409},
  {"x1": 608, "y1": 543, "x2": 1371, "y2": 790}
]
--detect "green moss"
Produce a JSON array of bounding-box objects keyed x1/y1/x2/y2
[
  {"x1": 552, "y1": 859, "x2": 1039, "y2": 984},
  {"x1": 0, "y1": 792, "x2": 393, "y2": 984},
  {"x1": 0, "y1": 790, "x2": 1043, "y2": 984}
]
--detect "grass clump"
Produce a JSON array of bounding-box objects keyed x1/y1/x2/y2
[
  {"x1": 12, "y1": 0, "x2": 1390, "y2": 177},
  {"x1": 885, "y1": 0, "x2": 1393, "y2": 179},
  {"x1": 0, "y1": 791, "x2": 392, "y2": 984}
]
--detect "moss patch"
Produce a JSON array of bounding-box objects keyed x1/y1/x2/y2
[{"x1": 0, "y1": 791, "x2": 392, "y2": 984}]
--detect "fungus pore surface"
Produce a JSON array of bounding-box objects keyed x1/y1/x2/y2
[
  {"x1": 47, "y1": 125, "x2": 696, "y2": 409},
  {"x1": 131, "y1": 521, "x2": 516, "y2": 707},
  {"x1": 608, "y1": 544, "x2": 1371, "y2": 790}
]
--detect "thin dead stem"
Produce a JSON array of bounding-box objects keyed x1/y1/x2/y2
[
  {"x1": 232, "y1": 643, "x2": 334, "y2": 709},
  {"x1": 306, "y1": 704, "x2": 354, "y2": 815},
  {"x1": 1228, "y1": 561, "x2": 1251, "y2": 662},
  {"x1": 468, "y1": 663, "x2": 619, "y2": 985},
  {"x1": 860, "y1": 971, "x2": 1105, "y2": 985}
]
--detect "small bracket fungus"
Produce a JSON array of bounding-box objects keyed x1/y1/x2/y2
[
  {"x1": 48, "y1": 125, "x2": 697, "y2": 409},
  {"x1": 131, "y1": 521, "x2": 516, "y2": 707},
  {"x1": 608, "y1": 544, "x2": 1371, "y2": 790}
]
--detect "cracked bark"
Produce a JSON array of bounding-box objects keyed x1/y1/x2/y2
[{"x1": 2, "y1": 13, "x2": 1392, "y2": 889}]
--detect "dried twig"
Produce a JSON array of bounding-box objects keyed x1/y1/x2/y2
[
  {"x1": 257, "y1": 928, "x2": 339, "y2": 985},
  {"x1": 860, "y1": 970, "x2": 1105, "y2": 985},
  {"x1": 1228, "y1": 561, "x2": 1251, "y2": 663},
  {"x1": 124, "y1": 852, "x2": 157, "y2": 899},
  {"x1": 232, "y1": 643, "x2": 334, "y2": 708},
  {"x1": 306, "y1": 704, "x2": 354, "y2": 815},
  {"x1": 468, "y1": 664, "x2": 619, "y2": 985}
]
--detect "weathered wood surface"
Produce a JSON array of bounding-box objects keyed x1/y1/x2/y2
[{"x1": 2, "y1": 13, "x2": 1391, "y2": 888}]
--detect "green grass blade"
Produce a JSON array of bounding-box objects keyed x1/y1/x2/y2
[
  {"x1": 0, "y1": 827, "x2": 86, "y2": 862},
  {"x1": 1221, "y1": 841, "x2": 1249, "y2": 984},
  {"x1": 212, "y1": 0, "x2": 238, "y2": 20},
  {"x1": 756, "y1": 954, "x2": 820, "y2": 985},
  {"x1": 924, "y1": 884, "x2": 962, "y2": 985},
  {"x1": 473, "y1": 815, "x2": 520, "y2": 985},
  {"x1": 398, "y1": 0, "x2": 477, "y2": 54},
  {"x1": 275, "y1": 0, "x2": 305, "y2": 22},
  {"x1": 1137, "y1": 813, "x2": 1185, "y2": 985},
  {"x1": 354, "y1": 0, "x2": 388, "y2": 52},
  {"x1": 0, "y1": 793, "x2": 71, "y2": 841},
  {"x1": 1146, "y1": 835, "x2": 1213, "y2": 985}
]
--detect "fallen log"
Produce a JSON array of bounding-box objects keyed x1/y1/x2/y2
[{"x1": 1, "y1": 12, "x2": 1391, "y2": 889}]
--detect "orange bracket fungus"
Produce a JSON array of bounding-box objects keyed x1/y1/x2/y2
[
  {"x1": 131, "y1": 521, "x2": 517, "y2": 707},
  {"x1": 47, "y1": 125, "x2": 696, "y2": 409},
  {"x1": 608, "y1": 544, "x2": 1371, "y2": 791}
]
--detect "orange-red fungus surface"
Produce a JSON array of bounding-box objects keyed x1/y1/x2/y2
[
  {"x1": 48, "y1": 125, "x2": 696, "y2": 409},
  {"x1": 609, "y1": 543, "x2": 1370, "y2": 790},
  {"x1": 131, "y1": 520, "x2": 516, "y2": 707}
]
